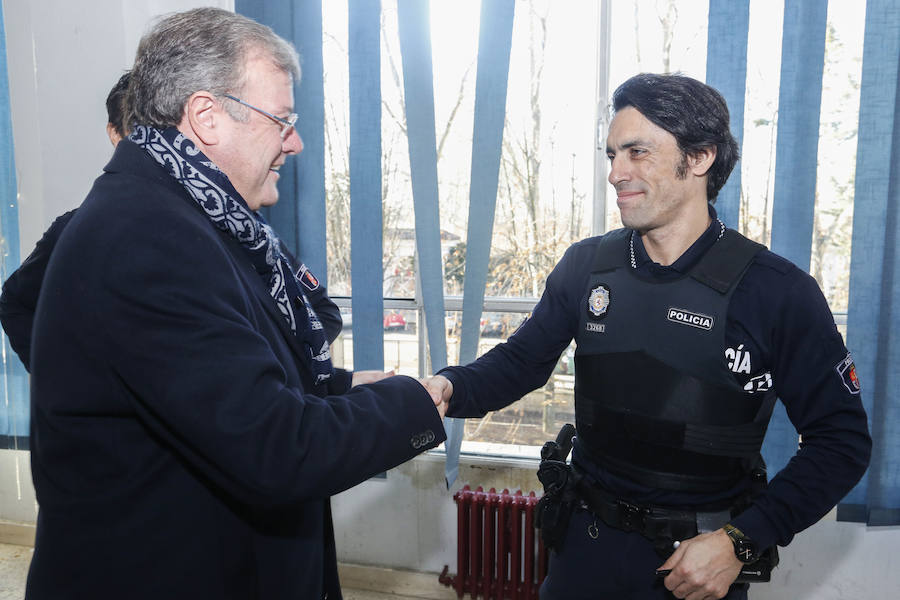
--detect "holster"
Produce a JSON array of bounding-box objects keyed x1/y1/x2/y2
[
  {"x1": 733, "y1": 463, "x2": 779, "y2": 583},
  {"x1": 535, "y1": 424, "x2": 579, "y2": 552}
]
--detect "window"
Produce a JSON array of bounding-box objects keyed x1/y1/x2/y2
[{"x1": 320, "y1": 0, "x2": 864, "y2": 456}]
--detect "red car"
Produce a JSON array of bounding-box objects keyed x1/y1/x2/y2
[{"x1": 383, "y1": 312, "x2": 407, "y2": 331}]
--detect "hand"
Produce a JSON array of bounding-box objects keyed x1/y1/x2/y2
[
  {"x1": 419, "y1": 375, "x2": 453, "y2": 418},
  {"x1": 658, "y1": 529, "x2": 743, "y2": 600},
  {"x1": 351, "y1": 369, "x2": 395, "y2": 387}
]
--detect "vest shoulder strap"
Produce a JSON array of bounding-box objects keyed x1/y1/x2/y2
[
  {"x1": 690, "y1": 229, "x2": 765, "y2": 294},
  {"x1": 590, "y1": 228, "x2": 631, "y2": 271},
  {"x1": 590, "y1": 227, "x2": 765, "y2": 294}
]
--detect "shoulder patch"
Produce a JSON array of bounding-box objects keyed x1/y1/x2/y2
[
  {"x1": 296, "y1": 263, "x2": 320, "y2": 292},
  {"x1": 835, "y1": 352, "x2": 861, "y2": 395}
]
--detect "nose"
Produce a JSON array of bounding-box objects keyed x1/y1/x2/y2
[
  {"x1": 282, "y1": 129, "x2": 304, "y2": 155},
  {"x1": 608, "y1": 155, "x2": 629, "y2": 187}
]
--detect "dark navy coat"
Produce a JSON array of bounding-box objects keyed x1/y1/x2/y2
[
  {"x1": 0, "y1": 212, "x2": 342, "y2": 373},
  {"x1": 26, "y1": 140, "x2": 445, "y2": 599}
]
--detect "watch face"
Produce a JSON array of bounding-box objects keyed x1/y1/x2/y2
[{"x1": 735, "y1": 538, "x2": 759, "y2": 563}]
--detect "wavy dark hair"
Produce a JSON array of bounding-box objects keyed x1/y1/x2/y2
[
  {"x1": 105, "y1": 71, "x2": 131, "y2": 137},
  {"x1": 612, "y1": 73, "x2": 739, "y2": 202}
]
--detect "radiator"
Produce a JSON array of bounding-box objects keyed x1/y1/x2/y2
[{"x1": 439, "y1": 485, "x2": 548, "y2": 600}]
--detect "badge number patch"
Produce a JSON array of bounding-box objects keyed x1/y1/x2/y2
[
  {"x1": 588, "y1": 284, "x2": 611, "y2": 318},
  {"x1": 835, "y1": 352, "x2": 861, "y2": 395}
]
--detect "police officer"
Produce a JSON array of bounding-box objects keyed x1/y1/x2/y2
[{"x1": 423, "y1": 73, "x2": 871, "y2": 600}]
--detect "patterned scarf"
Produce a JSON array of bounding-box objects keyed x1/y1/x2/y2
[{"x1": 130, "y1": 125, "x2": 333, "y2": 384}]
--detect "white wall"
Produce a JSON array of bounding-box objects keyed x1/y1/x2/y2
[
  {"x1": 2, "y1": 2, "x2": 899, "y2": 598},
  {"x1": 333, "y1": 455, "x2": 900, "y2": 599},
  {"x1": 2, "y1": 0, "x2": 233, "y2": 254},
  {"x1": 0, "y1": 0, "x2": 233, "y2": 525}
]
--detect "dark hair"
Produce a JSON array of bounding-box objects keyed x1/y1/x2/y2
[
  {"x1": 612, "y1": 73, "x2": 739, "y2": 202},
  {"x1": 127, "y1": 7, "x2": 300, "y2": 129},
  {"x1": 106, "y1": 71, "x2": 131, "y2": 137}
]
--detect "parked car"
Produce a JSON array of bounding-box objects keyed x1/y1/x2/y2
[
  {"x1": 480, "y1": 312, "x2": 525, "y2": 338},
  {"x1": 383, "y1": 311, "x2": 407, "y2": 331}
]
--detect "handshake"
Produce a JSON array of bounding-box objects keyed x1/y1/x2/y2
[
  {"x1": 350, "y1": 370, "x2": 453, "y2": 418},
  {"x1": 419, "y1": 374, "x2": 453, "y2": 418}
]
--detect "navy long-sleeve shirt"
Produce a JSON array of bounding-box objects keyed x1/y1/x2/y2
[{"x1": 441, "y1": 210, "x2": 871, "y2": 552}]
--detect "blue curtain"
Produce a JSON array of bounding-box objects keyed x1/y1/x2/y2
[
  {"x1": 396, "y1": 0, "x2": 449, "y2": 382},
  {"x1": 235, "y1": 0, "x2": 329, "y2": 285},
  {"x1": 0, "y1": 5, "x2": 29, "y2": 450},
  {"x1": 705, "y1": 0, "x2": 749, "y2": 230},
  {"x1": 763, "y1": 0, "x2": 829, "y2": 485},
  {"x1": 447, "y1": 0, "x2": 515, "y2": 487},
  {"x1": 840, "y1": 0, "x2": 900, "y2": 526},
  {"x1": 707, "y1": 0, "x2": 899, "y2": 525},
  {"x1": 348, "y1": 0, "x2": 385, "y2": 370}
]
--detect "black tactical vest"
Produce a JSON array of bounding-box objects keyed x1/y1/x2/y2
[{"x1": 574, "y1": 228, "x2": 777, "y2": 493}]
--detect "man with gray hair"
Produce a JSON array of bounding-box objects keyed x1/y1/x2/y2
[{"x1": 26, "y1": 8, "x2": 446, "y2": 599}]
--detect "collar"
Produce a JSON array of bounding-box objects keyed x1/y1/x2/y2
[{"x1": 630, "y1": 205, "x2": 725, "y2": 278}]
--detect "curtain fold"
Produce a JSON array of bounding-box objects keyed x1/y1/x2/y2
[
  {"x1": 761, "y1": 0, "x2": 828, "y2": 482},
  {"x1": 0, "y1": 4, "x2": 28, "y2": 450},
  {"x1": 447, "y1": 0, "x2": 516, "y2": 487},
  {"x1": 348, "y1": 0, "x2": 385, "y2": 370},
  {"x1": 235, "y1": 0, "x2": 328, "y2": 284},
  {"x1": 396, "y1": 0, "x2": 448, "y2": 387},
  {"x1": 705, "y1": 0, "x2": 750, "y2": 230},
  {"x1": 840, "y1": 0, "x2": 900, "y2": 526}
]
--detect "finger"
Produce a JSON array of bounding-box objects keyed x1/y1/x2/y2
[
  {"x1": 437, "y1": 375, "x2": 453, "y2": 402},
  {"x1": 437, "y1": 400, "x2": 448, "y2": 418},
  {"x1": 659, "y1": 541, "x2": 684, "y2": 571}
]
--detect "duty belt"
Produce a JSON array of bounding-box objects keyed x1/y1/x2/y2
[{"x1": 576, "y1": 479, "x2": 732, "y2": 554}]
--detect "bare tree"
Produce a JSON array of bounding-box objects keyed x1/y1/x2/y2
[
  {"x1": 323, "y1": 9, "x2": 473, "y2": 298},
  {"x1": 657, "y1": 0, "x2": 678, "y2": 73}
]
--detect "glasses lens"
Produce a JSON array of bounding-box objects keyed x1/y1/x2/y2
[{"x1": 280, "y1": 114, "x2": 298, "y2": 140}]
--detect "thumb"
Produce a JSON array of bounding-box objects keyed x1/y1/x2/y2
[{"x1": 659, "y1": 541, "x2": 684, "y2": 571}]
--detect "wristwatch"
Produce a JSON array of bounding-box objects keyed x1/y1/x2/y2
[{"x1": 723, "y1": 523, "x2": 759, "y2": 564}]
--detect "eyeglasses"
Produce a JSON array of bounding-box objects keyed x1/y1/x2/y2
[{"x1": 223, "y1": 94, "x2": 298, "y2": 140}]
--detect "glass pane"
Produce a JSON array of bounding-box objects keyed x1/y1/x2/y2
[
  {"x1": 811, "y1": 1, "x2": 865, "y2": 312},
  {"x1": 490, "y1": 0, "x2": 598, "y2": 297},
  {"x1": 329, "y1": 307, "x2": 420, "y2": 377},
  {"x1": 383, "y1": 308, "x2": 419, "y2": 376},
  {"x1": 451, "y1": 311, "x2": 575, "y2": 452}
]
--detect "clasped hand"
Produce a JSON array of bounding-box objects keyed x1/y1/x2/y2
[
  {"x1": 658, "y1": 529, "x2": 743, "y2": 600},
  {"x1": 351, "y1": 370, "x2": 450, "y2": 418},
  {"x1": 419, "y1": 374, "x2": 452, "y2": 419}
]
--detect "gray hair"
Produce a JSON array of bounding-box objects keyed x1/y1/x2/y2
[{"x1": 127, "y1": 7, "x2": 300, "y2": 129}]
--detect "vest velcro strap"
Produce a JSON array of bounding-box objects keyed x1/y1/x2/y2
[
  {"x1": 589, "y1": 405, "x2": 767, "y2": 458},
  {"x1": 683, "y1": 422, "x2": 768, "y2": 457}
]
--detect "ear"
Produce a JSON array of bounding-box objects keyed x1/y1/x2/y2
[
  {"x1": 184, "y1": 91, "x2": 221, "y2": 146},
  {"x1": 106, "y1": 123, "x2": 121, "y2": 147},
  {"x1": 687, "y1": 146, "x2": 717, "y2": 177}
]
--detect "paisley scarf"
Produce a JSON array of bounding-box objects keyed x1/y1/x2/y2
[{"x1": 130, "y1": 125, "x2": 333, "y2": 384}]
